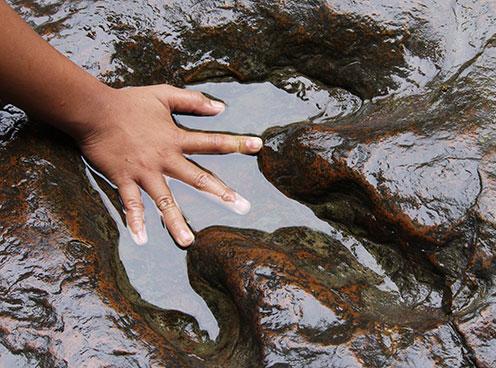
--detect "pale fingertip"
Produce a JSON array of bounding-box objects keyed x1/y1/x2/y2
[
  {"x1": 246, "y1": 137, "x2": 263, "y2": 152},
  {"x1": 230, "y1": 192, "x2": 251, "y2": 215},
  {"x1": 129, "y1": 225, "x2": 148, "y2": 246},
  {"x1": 178, "y1": 229, "x2": 195, "y2": 247},
  {"x1": 209, "y1": 100, "x2": 225, "y2": 114}
]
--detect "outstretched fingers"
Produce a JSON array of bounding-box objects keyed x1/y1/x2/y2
[
  {"x1": 118, "y1": 181, "x2": 148, "y2": 245},
  {"x1": 140, "y1": 174, "x2": 195, "y2": 247},
  {"x1": 181, "y1": 131, "x2": 263, "y2": 155}
]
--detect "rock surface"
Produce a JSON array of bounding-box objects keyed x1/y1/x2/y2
[
  {"x1": 1, "y1": 0, "x2": 496, "y2": 367},
  {"x1": 190, "y1": 227, "x2": 470, "y2": 367},
  {"x1": 0, "y1": 122, "x2": 206, "y2": 367}
]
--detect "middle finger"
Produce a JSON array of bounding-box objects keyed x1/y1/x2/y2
[{"x1": 167, "y1": 157, "x2": 251, "y2": 215}]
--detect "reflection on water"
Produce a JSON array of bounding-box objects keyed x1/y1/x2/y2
[
  {"x1": 87, "y1": 78, "x2": 368, "y2": 340},
  {"x1": 173, "y1": 80, "x2": 337, "y2": 233},
  {"x1": 87, "y1": 170, "x2": 220, "y2": 338}
]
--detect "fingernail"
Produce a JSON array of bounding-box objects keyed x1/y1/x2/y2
[
  {"x1": 179, "y1": 229, "x2": 195, "y2": 246},
  {"x1": 130, "y1": 224, "x2": 148, "y2": 245},
  {"x1": 210, "y1": 100, "x2": 225, "y2": 113},
  {"x1": 231, "y1": 193, "x2": 251, "y2": 215},
  {"x1": 246, "y1": 137, "x2": 263, "y2": 152}
]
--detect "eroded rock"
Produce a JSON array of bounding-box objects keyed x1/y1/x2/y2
[
  {"x1": 0, "y1": 121, "x2": 202, "y2": 367},
  {"x1": 257, "y1": 15, "x2": 496, "y2": 368},
  {"x1": 1, "y1": 0, "x2": 496, "y2": 367},
  {"x1": 190, "y1": 227, "x2": 472, "y2": 368}
]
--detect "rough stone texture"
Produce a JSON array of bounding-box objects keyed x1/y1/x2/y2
[
  {"x1": 1, "y1": 0, "x2": 496, "y2": 367},
  {"x1": 256, "y1": 4, "x2": 496, "y2": 367},
  {"x1": 190, "y1": 227, "x2": 472, "y2": 367},
  {"x1": 0, "y1": 123, "x2": 206, "y2": 367}
]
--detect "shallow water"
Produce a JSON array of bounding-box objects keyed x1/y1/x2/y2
[
  {"x1": 86, "y1": 77, "x2": 408, "y2": 341},
  {"x1": 3, "y1": 1, "x2": 494, "y2": 365}
]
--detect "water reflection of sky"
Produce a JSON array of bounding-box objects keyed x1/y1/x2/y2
[{"x1": 87, "y1": 79, "x2": 376, "y2": 341}]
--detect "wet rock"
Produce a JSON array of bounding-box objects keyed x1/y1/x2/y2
[
  {"x1": 15, "y1": 0, "x2": 495, "y2": 96},
  {"x1": 455, "y1": 290, "x2": 496, "y2": 368},
  {"x1": 190, "y1": 227, "x2": 472, "y2": 368},
  {"x1": 0, "y1": 118, "x2": 202, "y2": 367},
  {"x1": 258, "y1": 36, "x2": 496, "y2": 244},
  {"x1": 1, "y1": 0, "x2": 496, "y2": 367},
  {"x1": 257, "y1": 16, "x2": 496, "y2": 368}
]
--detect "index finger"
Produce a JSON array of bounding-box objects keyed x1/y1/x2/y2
[{"x1": 180, "y1": 131, "x2": 263, "y2": 155}]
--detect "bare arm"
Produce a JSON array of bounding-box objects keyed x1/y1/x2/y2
[
  {"x1": 0, "y1": 0, "x2": 112, "y2": 138},
  {"x1": 0, "y1": 0, "x2": 262, "y2": 247}
]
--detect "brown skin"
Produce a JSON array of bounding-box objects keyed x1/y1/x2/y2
[{"x1": 0, "y1": 0, "x2": 262, "y2": 247}]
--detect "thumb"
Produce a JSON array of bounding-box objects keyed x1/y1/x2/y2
[{"x1": 156, "y1": 85, "x2": 225, "y2": 116}]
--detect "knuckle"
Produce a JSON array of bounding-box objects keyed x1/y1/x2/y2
[
  {"x1": 156, "y1": 195, "x2": 176, "y2": 213},
  {"x1": 193, "y1": 171, "x2": 210, "y2": 190},
  {"x1": 124, "y1": 198, "x2": 143, "y2": 212},
  {"x1": 237, "y1": 137, "x2": 243, "y2": 152},
  {"x1": 220, "y1": 188, "x2": 235, "y2": 202},
  {"x1": 170, "y1": 129, "x2": 185, "y2": 149},
  {"x1": 208, "y1": 134, "x2": 225, "y2": 149},
  {"x1": 167, "y1": 130, "x2": 182, "y2": 149}
]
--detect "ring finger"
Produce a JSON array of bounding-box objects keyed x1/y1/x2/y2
[{"x1": 140, "y1": 174, "x2": 195, "y2": 247}]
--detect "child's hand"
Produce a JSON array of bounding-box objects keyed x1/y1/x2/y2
[
  {"x1": 0, "y1": 2, "x2": 262, "y2": 247},
  {"x1": 78, "y1": 85, "x2": 262, "y2": 247}
]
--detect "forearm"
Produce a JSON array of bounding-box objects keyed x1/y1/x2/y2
[
  {"x1": 0, "y1": 1, "x2": 266, "y2": 247},
  {"x1": 0, "y1": 0, "x2": 112, "y2": 138}
]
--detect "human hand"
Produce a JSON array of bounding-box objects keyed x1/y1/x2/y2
[
  {"x1": 78, "y1": 84, "x2": 262, "y2": 247},
  {"x1": 0, "y1": 0, "x2": 260, "y2": 247}
]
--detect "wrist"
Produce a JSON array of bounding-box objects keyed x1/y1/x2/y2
[{"x1": 51, "y1": 81, "x2": 116, "y2": 144}]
